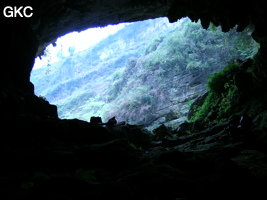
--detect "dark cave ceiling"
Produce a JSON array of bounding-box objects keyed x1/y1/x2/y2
[
  {"x1": 3, "y1": 0, "x2": 267, "y2": 55},
  {"x1": 1, "y1": 0, "x2": 267, "y2": 92}
]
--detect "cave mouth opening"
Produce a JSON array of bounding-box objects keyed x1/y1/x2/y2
[{"x1": 30, "y1": 17, "x2": 260, "y2": 129}]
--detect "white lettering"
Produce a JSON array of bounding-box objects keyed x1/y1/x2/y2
[
  {"x1": 14, "y1": 6, "x2": 23, "y2": 17},
  {"x1": 3, "y1": 6, "x2": 33, "y2": 18},
  {"x1": 23, "y1": 6, "x2": 33, "y2": 18},
  {"x1": 3, "y1": 6, "x2": 13, "y2": 18}
]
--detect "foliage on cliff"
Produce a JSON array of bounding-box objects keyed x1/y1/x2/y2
[
  {"x1": 31, "y1": 17, "x2": 259, "y2": 128},
  {"x1": 189, "y1": 56, "x2": 267, "y2": 131},
  {"x1": 189, "y1": 62, "x2": 241, "y2": 122}
]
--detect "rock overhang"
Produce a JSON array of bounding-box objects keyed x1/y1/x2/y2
[
  {"x1": 1, "y1": 0, "x2": 267, "y2": 94},
  {"x1": 4, "y1": 0, "x2": 266, "y2": 56}
]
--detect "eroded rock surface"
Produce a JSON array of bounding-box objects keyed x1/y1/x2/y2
[
  {"x1": 1, "y1": 1, "x2": 267, "y2": 199},
  {"x1": 1, "y1": 114, "x2": 267, "y2": 199}
]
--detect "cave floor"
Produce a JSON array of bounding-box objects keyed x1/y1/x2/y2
[{"x1": 1, "y1": 114, "x2": 267, "y2": 200}]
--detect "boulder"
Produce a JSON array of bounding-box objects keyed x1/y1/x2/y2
[{"x1": 152, "y1": 124, "x2": 173, "y2": 140}]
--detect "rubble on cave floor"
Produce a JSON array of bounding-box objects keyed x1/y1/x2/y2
[{"x1": 0, "y1": 114, "x2": 267, "y2": 200}]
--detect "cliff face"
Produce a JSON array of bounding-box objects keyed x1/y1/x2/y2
[
  {"x1": 31, "y1": 17, "x2": 259, "y2": 127},
  {"x1": 2, "y1": 1, "x2": 267, "y2": 199},
  {"x1": 1, "y1": 0, "x2": 267, "y2": 118}
]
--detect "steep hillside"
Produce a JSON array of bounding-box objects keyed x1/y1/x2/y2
[{"x1": 31, "y1": 17, "x2": 259, "y2": 128}]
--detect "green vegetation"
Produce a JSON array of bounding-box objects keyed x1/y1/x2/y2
[
  {"x1": 190, "y1": 63, "x2": 241, "y2": 122},
  {"x1": 31, "y1": 17, "x2": 259, "y2": 128}
]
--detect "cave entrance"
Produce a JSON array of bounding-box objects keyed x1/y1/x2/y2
[{"x1": 30, "y1": 17, "x2": 259, "y2": 129}]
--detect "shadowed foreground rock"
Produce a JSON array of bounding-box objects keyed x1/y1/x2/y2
[{"x1": 1, "y1": 114, "x2": 267, "y2": 200}]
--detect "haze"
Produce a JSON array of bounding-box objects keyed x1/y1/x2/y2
[{"x1": 33, "y1": 23, "x2": 127, "y2": 69}]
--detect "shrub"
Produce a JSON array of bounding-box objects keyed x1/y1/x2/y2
[
  {"x1": 145, "y1": 36, "x2": 164, "y2": 55},
  {"x1": 191, "y1": 62, "x2": 241, "y2": 122},
  {"x1": 206, "y1": 63, "x2": 239, "y2": 94}
]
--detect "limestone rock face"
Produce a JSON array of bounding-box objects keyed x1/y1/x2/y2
[
  {"x1": 0, "y1": 0, "x2": 266, "y2": 119},
  {"x1": 1, "y1": 1, "x2": 267, "y2": 199},
  {"x1": 1, "y1": 0, "x2": 267, "y2": 113},
  {"x1": 1, "y1": 0, "x2": 172, "y2": 94}
]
